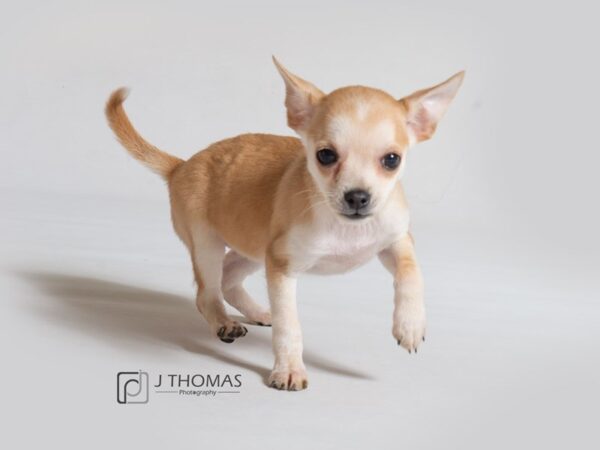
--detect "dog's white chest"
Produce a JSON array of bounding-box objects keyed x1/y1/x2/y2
[
  {"x1": 308, "y1": 240, "x2": 382, "y2": 274},
  {"x1": 289, "y1": 220, "x2": 394, "y2": 275}
]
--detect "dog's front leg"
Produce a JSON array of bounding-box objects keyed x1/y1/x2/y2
[
  {"x1": 266, "y1": 252, "x2": 308, "y2": 391},
  {"x1": 379, "y1": 232, "x2": 426, "y2": 353}
]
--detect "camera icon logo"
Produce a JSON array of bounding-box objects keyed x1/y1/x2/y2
[{"x1": 117, "y1": 371, "x2": 149, "y2": 404}]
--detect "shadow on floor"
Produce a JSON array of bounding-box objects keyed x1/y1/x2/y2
[{"x1": 17, "y1": 270, "x2": 372, "y2": 384}]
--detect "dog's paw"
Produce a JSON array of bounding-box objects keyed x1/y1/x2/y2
[
  {"x1": 250, "y1": 310, "x2": 272, "y2": 327},
  {"x1": 268, "y1": 368, "x2": 308, "y2": 391},
  {"x1": 216, "y1": 321, "x2": 248, "y2": 343},
  {"x1": 393, "y1": 301, "x2": 426, "y2": 353}
]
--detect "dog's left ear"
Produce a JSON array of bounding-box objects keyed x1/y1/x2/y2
[
  {"x1": 400, "y1": 71, "x2": 465, "y2": 144},
  {"x1": 273, "y1": 56, "x2": 324, "y2": 133}
]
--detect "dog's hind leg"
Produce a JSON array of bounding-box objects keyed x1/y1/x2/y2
[
  {"x1": 222, "y1": 251, "x2": 271, "y2": 326},
  {"x1": 190, "y1": 225, "x2": 248, "y2": 343}
]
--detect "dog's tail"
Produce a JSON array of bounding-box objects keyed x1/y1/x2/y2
[{"x1": 105, "y1": 88, "x2": 184, "y2": 179}]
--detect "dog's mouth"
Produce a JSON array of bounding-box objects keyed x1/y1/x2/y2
[
  {"x1": 327, "y1": 193, "x2": 375, "y2": 221},
  {"x1": 337, "y1": 202, "x2": 374, "y2": 221},
  {"x1": 340, "y1": 211, "x2": 372, "y2": 220}
]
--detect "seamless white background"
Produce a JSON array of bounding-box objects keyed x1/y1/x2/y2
[{"x1": 1, "y1": 1, "x2": 599, "y2": 449}]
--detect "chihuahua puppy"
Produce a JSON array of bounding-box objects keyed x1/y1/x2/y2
[{"x1": 106, "y1": 57, "x2": 464, "y2": 391}]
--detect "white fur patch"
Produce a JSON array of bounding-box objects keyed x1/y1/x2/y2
[
  {"x1": 327, "y1": 114, "x2": 396, "y2": 151},
  {"x1": 355, "y1": 99, "x2": 371, "y2": 121},
  {"x1": 285, "y1": 200, "x2": 409, "y2": 275}
]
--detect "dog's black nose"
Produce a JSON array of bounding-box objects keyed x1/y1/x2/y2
[{"x1": 344, "y1": 189, "x2": 371, "y2": 210}]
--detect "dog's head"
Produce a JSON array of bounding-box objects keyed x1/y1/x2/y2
[{"x1": 274, "y1": 57, "x2": 464, "y2": 221}]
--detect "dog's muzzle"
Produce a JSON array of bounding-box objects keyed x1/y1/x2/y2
[{"x1": 340, "y1": 189, "x2": 372, "y2": 220}]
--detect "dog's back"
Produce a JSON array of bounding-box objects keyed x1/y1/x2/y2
[{"x1": 169, "y1": 133, "x2": 307, "y2": 260}]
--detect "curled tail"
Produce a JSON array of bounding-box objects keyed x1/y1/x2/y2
[{"x1": 105, "y1": 88, "x2": 184, "y2": 179}]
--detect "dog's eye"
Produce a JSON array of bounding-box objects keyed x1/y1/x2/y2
[
  {"x1": 316, "y1": 148, "x2": 338, "y2": 166},
  {"x1": 381, "y1": 153, "x2": 401, "y2": 170}
]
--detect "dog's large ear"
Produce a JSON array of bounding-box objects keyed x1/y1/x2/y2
[
  {"x1": 400, "y1": 71, "x2": 465, "y2": 144},
  {"x1": 273, "y1": 56, "x2": 324, "y2": 133}
]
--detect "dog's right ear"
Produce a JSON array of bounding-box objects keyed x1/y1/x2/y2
[
  {"x1": 399, "y1": 71, "x2": 465, "y2": 144},
  {"x1": 273, "y1": 56, "x2": 324, "y2": 133}
]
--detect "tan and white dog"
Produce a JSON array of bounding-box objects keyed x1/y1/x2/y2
[{"x1": 105, "y1": 58, "x2": 464, "y2": 391}]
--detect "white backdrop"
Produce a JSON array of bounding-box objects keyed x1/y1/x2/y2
[{"x1": 1, "y1": 1, "x2": 599, "y2": 449}]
